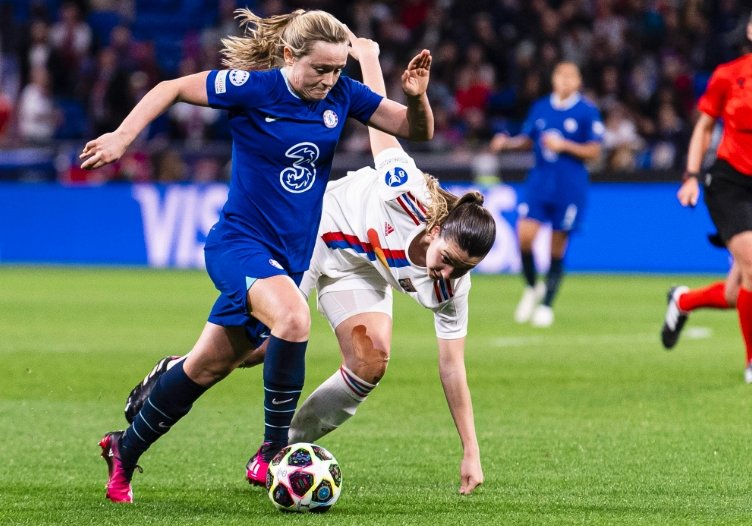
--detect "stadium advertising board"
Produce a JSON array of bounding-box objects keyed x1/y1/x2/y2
[{"x1": 0, "y1": 182, "x2": 728, "y2": 273}]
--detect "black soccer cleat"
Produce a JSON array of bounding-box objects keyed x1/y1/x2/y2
[
  {"x1": 661, "y1": 286, "x2": 689, "y2": 350},
  {"x1": 124, "y1": 355, "x2": 181, "y2": 423}
]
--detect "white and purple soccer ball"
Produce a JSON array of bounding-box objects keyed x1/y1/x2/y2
[{"x1": 266, "y1": 442, "x2": 342, "y2": 513}]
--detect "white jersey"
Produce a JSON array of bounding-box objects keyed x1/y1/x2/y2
[{"x1": 301, "y1": 148, "x2": 470, "y2": 339}]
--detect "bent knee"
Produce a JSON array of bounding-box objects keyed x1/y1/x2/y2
[
  {"x1": 348, "y1": 346, "x2": 390, "y2": 384},
  {"x1": 273, "y1": 307, "x2": 311, "y2": 341}
]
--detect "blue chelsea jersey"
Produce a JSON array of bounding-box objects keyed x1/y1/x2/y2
[
  {"x1": 205, "y1": 68, "x2": 383, "y2": 273},
  {"x1": 521, "y1": 94, "x2": 604, "y2": 199}
]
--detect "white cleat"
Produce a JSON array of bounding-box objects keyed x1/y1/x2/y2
[
  {"x1": 514, "y1": 282, "x2": 546, "y2": 324},
  {"x1": 531, "y1": 305, "x2": 554, "y2": 328},
  {"x1": 745, "y1": 364, "x2": 752, "y2": 385}
]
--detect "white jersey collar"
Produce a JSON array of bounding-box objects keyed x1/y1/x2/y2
[
  {"x1": 550, "y1": 92, "x2": 580, "y2": 110},
  {"x1": 280, "y1": 67, "x2": 301, "y2": 99}
]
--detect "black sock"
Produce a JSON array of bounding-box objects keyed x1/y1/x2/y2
[
  {"x1": 543, "y1": 257, "x2": 565, "y2": 307},
  {"x1": 521, "y1": 251, "x2": 537, "y2": 288},
  {"x1": 119, "y1": 360, "x2": 207, "y2": 467}
]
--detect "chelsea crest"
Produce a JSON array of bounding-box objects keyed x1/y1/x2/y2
[{"x1": 323, "y1": 110, "x2": 338, "y2": 128}]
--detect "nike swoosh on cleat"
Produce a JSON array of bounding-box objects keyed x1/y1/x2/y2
[
  {"x1": 271, "y1": 398, "x2": 293, "y2": 405},
  {"x1": 158, "y1": 422, "x2": 170, "y2": 429}
]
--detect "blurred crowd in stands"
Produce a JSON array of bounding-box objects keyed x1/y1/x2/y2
[{"x1": 0, "y1": 0, "x2": 748, "y2": 183}]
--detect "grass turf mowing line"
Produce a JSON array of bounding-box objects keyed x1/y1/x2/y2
[{"x1": 1, "y1": 268, "x2": 751, "y2": 525}]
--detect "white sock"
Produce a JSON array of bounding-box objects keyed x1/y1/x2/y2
[{"x1": 289, "y1": 365, "x2": 376, "y2": 443}]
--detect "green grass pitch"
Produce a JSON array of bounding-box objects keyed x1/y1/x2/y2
[{"x1": 1, "y1": 267, "x2": 751, "y2": 525}]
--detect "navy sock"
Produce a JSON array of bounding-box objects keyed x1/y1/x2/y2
[
  {"x1": 543, "y1": 257, "x2": 565, "y2": 307},
  {"x1": 263, "y1": 336, "x2": 307, "y2": 447},
  {"x1": 520, "y1": 251, "x2": 537, "y2": 288},
  {"x1": 119, "y1": 360, "x2": 207, "y2": 467}
]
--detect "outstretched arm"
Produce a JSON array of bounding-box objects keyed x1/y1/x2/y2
[
  {"x1": 80, "y1": 72, "x2": 210, "y2": 170},
  {"x1": 489, "y1": 132, "x2": 533, "y2": 152},
  {"x1": 348, "y1": 33, "x2": 401, "y2": 157},
  {"x1": 358, "y1": 45, "x2": 434, "y2": 142},
  {"x1": 437, "y1": 336, "x2": 484, "y2": 495}
]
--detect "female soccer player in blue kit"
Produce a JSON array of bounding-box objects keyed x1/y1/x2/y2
[
  {"x1": 122, "y1": 35, "x2": 493, "y2": 496},
  {"x1": 490, "y1": 62, "x2": 603, "y2": 327},
  {"x1": 80, "y1": 9, "x2": 433, "y2": 504}
]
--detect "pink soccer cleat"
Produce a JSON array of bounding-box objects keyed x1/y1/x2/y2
[
  {"x1": 245, "y1": 442, "x2": 281, "y2": 486},
  {"x1": 99, "y1": 431, "x2": 141, "y2": 503}
]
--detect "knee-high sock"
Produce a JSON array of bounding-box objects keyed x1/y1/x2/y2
[
  {"x1": 119, "y1": 360, "x2": 207, "y2": 468},
  {"x1": 678, "y1": 282, "x2": 730, "y2": 311},
  {"x1": 289, "y1": 365, "x2": 376, "y2": 444},
  {"x1": 520, "y1": 251, "x2": 537, "y2": 288},
  {"x1": 737, "y1": 288, "x2": 752, "y2": 365},
  {"x1": 263, "y1": 336, "x2": 306, "y2": 447},
  {"x1": 543, "y1": 256, "x2": 564, "y2": 307}
]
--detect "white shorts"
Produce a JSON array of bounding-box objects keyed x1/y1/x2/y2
[{"x1": 312, "y1": 267, "x2": 393, "y2": 330}]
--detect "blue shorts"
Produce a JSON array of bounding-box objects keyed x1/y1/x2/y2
[
  {"x1": 205, "y1": 240, "x2": 304, "y2": 349},
  {"x1": 518, "y1": 192, "x2": 586, "y2": 232}
]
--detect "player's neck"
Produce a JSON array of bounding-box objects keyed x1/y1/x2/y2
[
  {"x1": 408, "y1": 229, "x2": 429, "y2": 267},
  {"x1": 280, "y1": 67, "x2": 302, "y2": 99}
]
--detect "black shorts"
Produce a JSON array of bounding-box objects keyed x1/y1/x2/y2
[{"x1": 703, "y1": 158, "x2": 752, "y2": 243}]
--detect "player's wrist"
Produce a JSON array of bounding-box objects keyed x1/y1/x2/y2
[{"x1": 682, "y1": 170, "x2": 700, "y2": 182}]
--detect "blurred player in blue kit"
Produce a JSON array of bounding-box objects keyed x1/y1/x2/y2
[
  {"x1": 80, "y1": 8, "x2": 434, "y2": 503},
  {"x1": 490, "y1": 62, "x2": 603, "y2": 327}
]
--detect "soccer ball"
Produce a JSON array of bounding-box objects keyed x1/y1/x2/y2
[{"x1": 266, "y1": 442, "x2": 342, "y2": 513}]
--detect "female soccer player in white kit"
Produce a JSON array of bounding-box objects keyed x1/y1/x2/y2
[{"x1": 274, "y1": 36, "x2": 495, "y2": 495}]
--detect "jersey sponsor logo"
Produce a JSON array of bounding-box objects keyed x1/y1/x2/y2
[
  {"x1": 385, "y1": 166, "x2": 408, "y2": 187},
  {"x1": 323, "y1": 109, "x2": 338, "y2": 128},
  {"x1": 384, "y1": 222, "x2": 394, "y2": 236},
  {"x1": 268, "y1": 258, "x2": 283, "y2": 270},
  {"x1": 280, "y1": 142, "x2": 319, "y2": 193},
  {"x1": 229, "y1": 69, "x2": 250, "y2": 86},
  {"x1": 564, "y1": 118, "x2": 578, "y2": 133},
  {"x1": 215, "y1": 70, "x2": 228, "y2": 94},
  {"x1": 398, "y1": 278, "x2": 416, "y2": 292},
  {"x1": 540, "y1": 130, "x2": 561, "y2": 162}
]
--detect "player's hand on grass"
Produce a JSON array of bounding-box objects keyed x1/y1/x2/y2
[
  {"x1": 677, "y1": 177, "x2": 700, "y2": 207},
  {"x1": 459, "y1": 455, "x2": 483, "y2": 495},
  {"x1": 401, "y1": 50, "x2": 431, "y2": 98},
  {"x1": 80, "y1": 131, "x2": 129, "y2": 170}
]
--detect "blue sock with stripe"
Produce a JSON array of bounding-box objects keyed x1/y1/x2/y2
[
  {"x1": 263, "y1": 336, "x2": 307, "y2": 448},
  {"x1": 118, "y1": 360, "x2": 207, "y2": 468}
]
